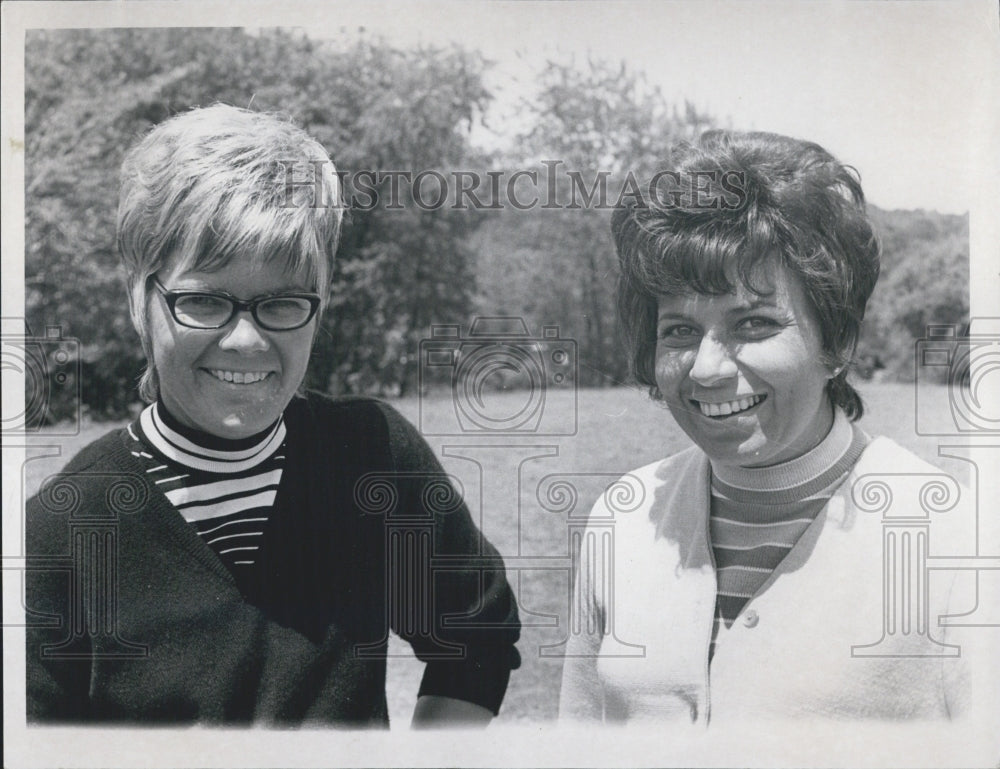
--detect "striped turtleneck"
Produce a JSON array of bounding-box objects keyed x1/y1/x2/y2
[
  {"x1": 126, "y1": 401, "x2": 287, "y2": 590},
  {"x1": 708, "y1": 409, "x2": 868, "y2": 662}
]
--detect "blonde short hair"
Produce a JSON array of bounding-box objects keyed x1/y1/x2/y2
[{"x1": 117, "y1": 104, "x2": 343, "y2": 402}]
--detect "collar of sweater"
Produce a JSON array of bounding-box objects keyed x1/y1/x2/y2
[
  {"x1": 710, "y1": 408, "x2": 863, "y2": 495},
  {"x1": 134, "y1": 401, "x2": 286, "y2": 474}
]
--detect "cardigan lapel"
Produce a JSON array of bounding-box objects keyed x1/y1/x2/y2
[
  {"x1": 650, "y1": 448, "x2": 715, "y2": 572},
  {"x1": 111, "y1": 428, "x2": 240, "y2": 590}
]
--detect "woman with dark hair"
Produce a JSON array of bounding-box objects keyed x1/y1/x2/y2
[
  {"x1": 558, "y1": 131, "x2": 984, "y2": 724},
  {"x1": 26, "y1": 104, "x2": 520, "y2": 727}
]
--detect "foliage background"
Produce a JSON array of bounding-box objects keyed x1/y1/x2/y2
[{"x1": 23, "y1": 28, "x2": 969, "y2": 423}]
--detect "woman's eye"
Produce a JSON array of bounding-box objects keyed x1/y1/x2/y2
[
  {"x1": 737, "y1": 317, "x2": 781, "y2": 336},
  {"x1": 185, "y1": 295, "x2": 223, "y2": 308},
  {"x1": 177, "y1": 294, "x2": 228, "y2": 312},
  {"x1": 657, "y1": 324, "x2": 700, "y2": 345}
]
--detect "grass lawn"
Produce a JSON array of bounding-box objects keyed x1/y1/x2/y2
[{"x1": 17, "y1": 381, "x2": 971, "y2": 726}]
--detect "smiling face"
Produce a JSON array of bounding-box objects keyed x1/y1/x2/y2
[
  {"x1": 654, "y1": 263, "x2": 835, "y2": 468},
  {"x1": 146, "y1": 255, "x2": 317, "y2": 440}
]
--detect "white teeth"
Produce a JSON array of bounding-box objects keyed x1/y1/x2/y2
[
  {"x1": 209, "y1": 370, "x2": 269, "y2": 384},
  {"x1": 699, "y1": 394, "x2": 762, "y2": 417}
]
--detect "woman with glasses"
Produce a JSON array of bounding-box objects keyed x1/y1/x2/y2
[{"x1": 26, "y1": 104, "x2": 520, "y2": 726}]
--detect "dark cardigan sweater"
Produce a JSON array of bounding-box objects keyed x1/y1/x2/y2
[{"x1": 26, "y1": 393, "x2": 521, "y2": 725}]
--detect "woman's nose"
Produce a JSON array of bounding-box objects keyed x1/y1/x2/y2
[
  {"x1": 218, "y1": 314, "x2": 270, "y2": 353},
  {"x1": 689, "y1": 334, "x2": 737, "y2": 385}
]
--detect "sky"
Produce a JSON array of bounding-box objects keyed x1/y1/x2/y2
[{"x1": 304, "y1": 0, "x2": 998, "y2": 215}]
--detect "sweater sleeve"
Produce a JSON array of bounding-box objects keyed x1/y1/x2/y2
[{"x1": 376, "y1": 402, "x2": 521, "y2": 715}]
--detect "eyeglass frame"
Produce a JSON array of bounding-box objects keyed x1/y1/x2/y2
[{"x1": 150, "y1": 275, "x2": 322, "y2": 331}]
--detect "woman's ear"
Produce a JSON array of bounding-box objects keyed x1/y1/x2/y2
[{"x1": 828, "y1": 337, "x2": 858, "y2": 380}]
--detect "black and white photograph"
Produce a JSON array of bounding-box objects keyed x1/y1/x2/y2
[{"x1": 3, "y1": 1, "x2": 999, "y2": 767}]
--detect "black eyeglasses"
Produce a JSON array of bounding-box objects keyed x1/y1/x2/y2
[{"x1": 151, "y1": 276, "x2": 322, "y2": 331}]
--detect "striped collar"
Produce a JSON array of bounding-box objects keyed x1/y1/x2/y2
[
  {"x1": 133, "y1": 402, "x2": 286, "y2": 474},
  {"x1": 710, "y1": 409, "x2": 868, "y2": 498}
]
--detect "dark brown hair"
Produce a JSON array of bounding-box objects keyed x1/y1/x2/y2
[{"x1": 613, "y1": 130, "x2": 881, "y2": 419}]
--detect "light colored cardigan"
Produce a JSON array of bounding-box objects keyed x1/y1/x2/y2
[{"x1": 558, "y1": 435, "x2": 993, "y2": 724}]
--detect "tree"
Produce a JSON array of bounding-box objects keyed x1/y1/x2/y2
[
  {"x1": 307, "y1": 41, "x2": 490, "y2": 397},
  {"x1": 474, "y1": 57, "x2": 716, "y2": 387},
  {"x1": 858, "y1": 208, "x2": 969, "y2": 382},
  {"x1": 25, "y1": 28, "x2": 491, "y2": 417}
]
